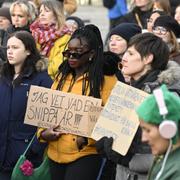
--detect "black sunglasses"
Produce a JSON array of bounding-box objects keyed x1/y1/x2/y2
[{"x1": 62, "y1": 49, "x2": 91, "y2": 59}]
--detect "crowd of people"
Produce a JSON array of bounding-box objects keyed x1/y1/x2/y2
[{"x1": 0, "y1": 0, "x2": 180, "y2": 180}]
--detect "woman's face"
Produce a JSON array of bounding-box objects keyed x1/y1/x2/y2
[
  {"x1": 7, "y1": 36, "x2": 29, "y2": 69},
  {"x1": 109, "y1": 35, "x2": 127, "y2": 56},
  {"x1": 135, "y1": 0, "x2": 150, "y2": 7},
  {"x1": 11, "y1": 4, "x2": 29, "y2": 27},
  {"x1": 140, "y1": 120, "x2": 169, "y2": 155},
  {"x1": 0, "y1": 16, "x2": 11, "y2": 30},
  {"x1": 39, "y1": 5, "x2": 56, "y2": 25},
  {"x1": 152, "y1": 26, "x2": 171, "y2": 43},
  {"x1": 175, "y1": 6, "x2": 180, "y2": 24},
  {"x1": 121, "y1": 45, "x2": 150, "y2": 80},
  {"x1": 147, "y1": 12, "x2": 160, "y2": 32},
  {"x1": 66, "y1": 19, "x2": 78, "y2": 33},
  {"x1": 63, "y1": 38, "x2": 92, "y2": 70}
]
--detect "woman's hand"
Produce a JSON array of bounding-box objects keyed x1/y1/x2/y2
[{"x1": 40, "y1": 125, "x2": 62, "y2": 141}]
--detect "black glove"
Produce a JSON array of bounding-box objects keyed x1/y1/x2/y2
[
  {"x1": 95, "y1": 137, "x2": 120, "y2": 163},
  {"x1": 95, "y1": 136, "x2": 134, "y2": 166}
]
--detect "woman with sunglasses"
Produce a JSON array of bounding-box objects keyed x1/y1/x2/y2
[
  {"x1": 152, "y1": 15, "x2": 180, "y2": 64},
  {"x1": 37, "y1": 24, "x2": 117, "y2": 180},
  {"x1": 30, "y1": 0, "x2": 71, "y2": 79}
]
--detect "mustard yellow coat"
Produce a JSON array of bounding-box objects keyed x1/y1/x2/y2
[
  {"x1": 37, "y1": 34, "x2": 71, "y2": 80},
  {"x1": 37, "y1": 74, "x2": 117, "y2": 163}
]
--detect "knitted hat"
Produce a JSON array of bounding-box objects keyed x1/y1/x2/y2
[
  {"x1": 154, "y1": 15, "x2": 180, "y2": 37},
  {"x1": 0, "y1": 7, "x2": 11, "y2": 22},
  {"x1": 136, "y1": 85, "x2": 180, "y2": 143},
  {"x1": 109, "y1": 23, "x2": 142, "y2": 42},
  {"x1": 66, "y1": 16, "x2": 85, "y2": 29}
]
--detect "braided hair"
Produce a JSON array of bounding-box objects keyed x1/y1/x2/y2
[{"x1": 56, "y1": 24, "x2": 104, "y2": 98}]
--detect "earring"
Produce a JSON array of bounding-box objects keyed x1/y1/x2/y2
[{"x1": 89, "y1": 57, "x2": 92, "y2": 62}]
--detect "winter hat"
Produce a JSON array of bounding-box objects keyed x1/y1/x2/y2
[
  {"x1": 154, "y1": 15, "x2": 180, "y2": 37},
  {"x1": 66, "y1": 16, "x2": 85, "y2": 29},
  {"x1": 0, "y1": 7, "x2": 11, "y2": 22},
  {"x1": 136, "y1": 85, "x2": 180, "y2": 143},
  {"x1": 109, "y1": 23, "x2": 142, "y2": 42}
]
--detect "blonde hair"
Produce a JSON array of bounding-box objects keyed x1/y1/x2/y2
[
  {"x1": 10, "y1": 0, "x2": 37, "y2": 24},
  {"x1": 153, "y1": 0, "x2": 171, "y2": 15},
  {"x1": 40, "y1": 0, "x2": 65, "y2": 29},
  {"x1": 169, "y1": 31, "x2": 180, "y2": 54}
]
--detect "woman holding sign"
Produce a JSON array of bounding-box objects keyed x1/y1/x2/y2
[
  {"x1": 96, "y1": 32, "x2": 180, "y2": 180},
  {"x1": 0, "y1": 31, "x2": 52, "y2": 179},
  {"x1": 119, "y1": 33, "x2": 180, "y2": 179},
  {"x1": 37, "y1": 24, "x2": 117, "y2": 180}
]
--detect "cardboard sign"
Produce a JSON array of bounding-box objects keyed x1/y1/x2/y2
[
  {"x1": 91, "y1": 81, "x2": 149, "y2": 155},
  {"x1": 25, "y1": 85, "x2": 102, "y2": 137}
]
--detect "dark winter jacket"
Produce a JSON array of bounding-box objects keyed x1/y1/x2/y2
[
  {"x1": 0, "y1": 59, "x2": 53, "y2": 171},
  {"x1": 118, "y1": 7, "x2": 153, "y2": 29}
]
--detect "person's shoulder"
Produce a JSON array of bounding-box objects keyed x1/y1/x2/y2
[
  {"x1": 103, "y1": 75, "x2": 117, "y2": 88},
  {"x1": 54, "y1": 33, "x2": 71, "y2": 46},
  {"x1": 104, "y1": 74, "x2": 117, "y2": 81}
]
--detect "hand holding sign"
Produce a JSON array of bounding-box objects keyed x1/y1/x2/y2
[
  {"x1": 25, "y1": 86, "x2": 102, "y2": 137},
  {"x1": 40, "y1": 125, "x2": 62, "y2": 141},
  {"x1": 91, "y1": 81, "x2": 149, "y2": 155}
]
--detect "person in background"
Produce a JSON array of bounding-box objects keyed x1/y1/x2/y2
[
  {"x1": 30, "y1": 0, "x2": 71, "y2": 80},
  {"x1": 0, "y1": 30, "x2": 52, "y2": 180},
  {"x1": 107, "y1": 22, "x2": 141, "y2": 83},
  {"x1": 0, "y1": 7, "x2": 12, "y2": 62},
  {"x1": 0, "y1": 7, "x2": 11, "y2": 32},
  {"x1": 103, "y1": 0, "x2": 127, "y2": 47},
  {"x1": 136, "y1": 85, "x2": 180, "y2": 180},
  {"x1": 170, "y1": 0, "x2": 179, "y2": 16},
  {"x1": 63, "y1": 0, "x2": 77, "y2": 16},
  {"x1": 118, "y1": 0, "x2": 153, "y2": 30},
  {"x1": 153, "y1": 0, "x2": 171, "y2": 15},
  {"x1": 33, "y1": 0, "x2": 77, "y2": 16},
  {"x1": 175, "y1": 4, "x2": 180, "y2": 24},
  {"x1": 106, "y1": 0, "x2": 128, "y2": 31},
  {"x1": 96, "y1": 32, "x2": 171, "y2": 180},
  {"x1": 146, "y1": 10, "x2": 166, "y2": 32},
  {"x1": 37, "y1": 24, "x2": 117, "y2": 180},
  {"x1": 152, "y1": 15, "x2": 180, "y2": 64},
  {"x1": 66, "y1": 16, "x2": 84, "y2": 34},
  {"x1": 2, "y1": 0, "x2": 37, "y2": 47}
]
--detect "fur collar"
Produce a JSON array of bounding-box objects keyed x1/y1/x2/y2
[{"x1": 35, "y1": 57, "x2": 48, "y2": 72}]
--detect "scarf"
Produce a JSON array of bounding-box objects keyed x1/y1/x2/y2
[{"x1": 30, "y1": 20, "x2": 70, "y2": 57}]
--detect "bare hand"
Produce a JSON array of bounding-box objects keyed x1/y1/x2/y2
[{"x1": 40, "y1": 125, "x2": 62, "y2": 141}]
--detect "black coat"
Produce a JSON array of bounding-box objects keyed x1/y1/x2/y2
[{"x1": 118, "y1": 7, "x2": 152, "y2": 29}]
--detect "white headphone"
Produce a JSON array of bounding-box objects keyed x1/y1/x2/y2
[{"x1": 153, "y1": 88, "x2": 177, "y2": 139}]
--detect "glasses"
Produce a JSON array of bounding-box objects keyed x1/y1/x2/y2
[
  {"x1": 62, "y1": 49, "x2": 91, "y2": 59},
  {"x1": 152, "y1": 26, "x2": 168, "y2": 35}
]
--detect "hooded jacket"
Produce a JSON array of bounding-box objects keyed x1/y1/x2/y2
[
  {"x1": 144, "y1": 61, "x2": 180, "y2": 96},
  {"x1": 0, "y1": 58, "x2": 53, "y2": 171}
]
